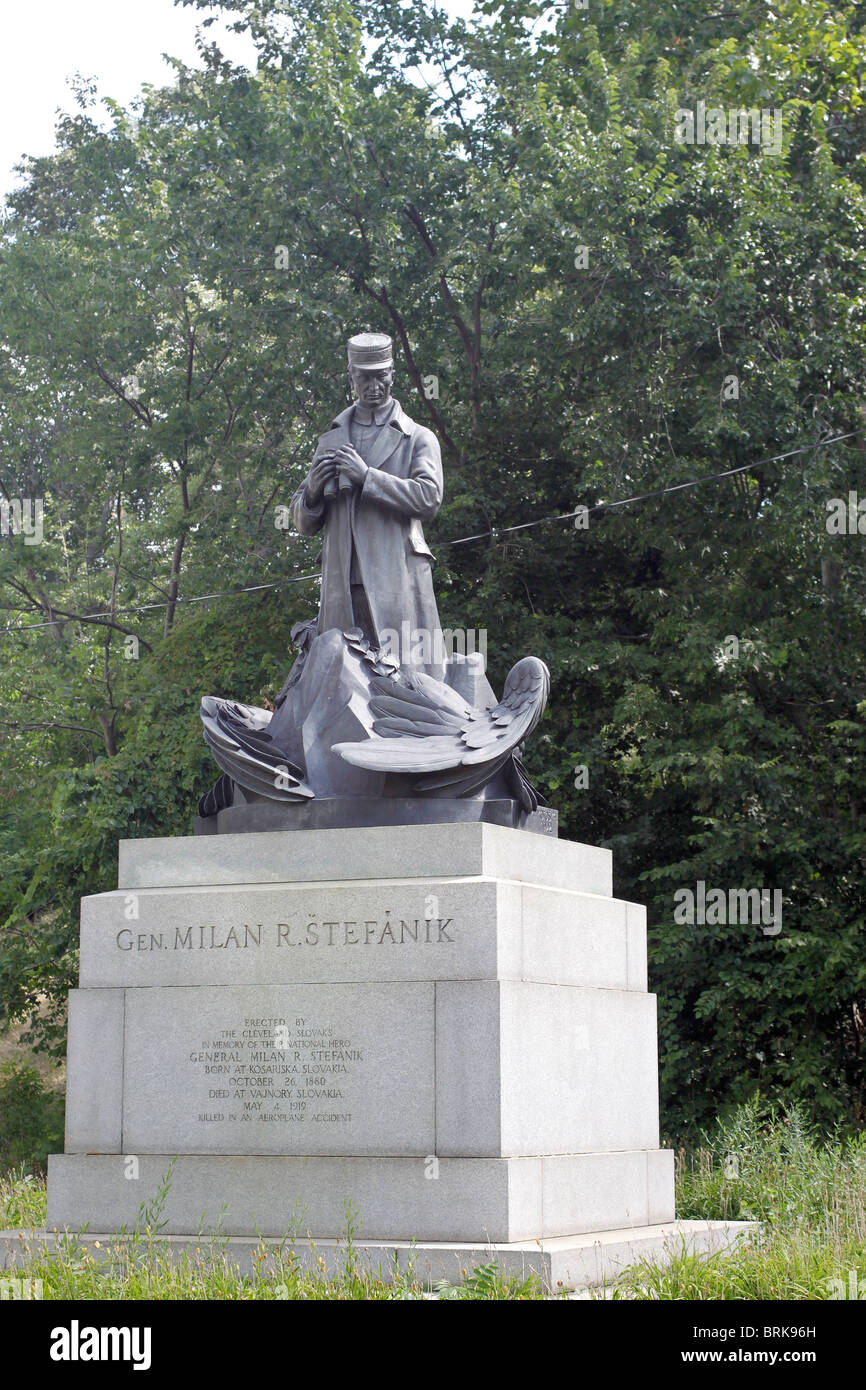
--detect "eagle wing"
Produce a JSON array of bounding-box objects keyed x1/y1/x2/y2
[
  {"x1": 200, "y1": 696, "x2": 313, "y2": 801},
  {"x1": 333, "y1": 658, "x2": 549, "y2": 805}
]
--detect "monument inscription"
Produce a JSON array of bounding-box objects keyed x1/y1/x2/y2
[
  {"x1": 188, "y1": 1015, "x2": 363, "y2": 1127},
  {"x1": 122, "y1": 983, "x2": 435, "y2": 1156},
  {"x1": 79, "y1": 879, "x2": 513, "y2": 988},
  {"x1": 114, "y1": 914, "x2": 454, "y2": 954}
]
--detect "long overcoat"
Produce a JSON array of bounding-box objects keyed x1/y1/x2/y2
[{"x1": 290, "y1": 400, "x2": 446, "y2": 677}]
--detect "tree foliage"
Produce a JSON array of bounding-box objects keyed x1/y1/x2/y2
[{"x1": 1, "y1": 0, "x2": 865, "y2": 1137}]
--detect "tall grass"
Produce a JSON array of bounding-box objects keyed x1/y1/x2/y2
[
  {"x1": 2, "y1": 1098, "x2": 863, "y2": 1298},
  {"x1": 608, "y1": 1096, "x2": 866, "y2": 1300},
  {"x1": 0, "y1": 1169, "x2": 543, "y2": 1300},
  {"x1": 0, "y1": 1165, "x2": 47, "y2": 1228}
]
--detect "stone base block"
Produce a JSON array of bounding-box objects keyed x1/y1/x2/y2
[
  {"x1": 63, "y1": 979, "x2": 661, "y2": 1160},
  {"x1": 1, "y1": 1221, "x2": 753, "y2": 1292},
  {"x1": 115, "y1": 822, "x2": 612, "y2": 894},
  {"x1": 50, "y1": 823, "x2": 674, "y2": 1248},
  {"x1": 194, "y1": 797, "x2": 558, "y2": 838},
  {"x1": 46, "y1": 1150, "x2": 675, "y2": 1243}
]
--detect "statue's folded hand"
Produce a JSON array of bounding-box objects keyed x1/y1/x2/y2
[
  {"x1": 307, "y1": 452, "x2": 337, "y2": 503},
  {"x1": 334, "y1": 443, "x2": 368, "y2": 488}
]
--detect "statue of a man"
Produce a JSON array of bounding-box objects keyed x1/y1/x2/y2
[
  {"x1": 200, "y1": 331, "x2": 550, "y2": 823},
  {"x1": 290, "y1": 333, "x2": 446, "y2": 679}
]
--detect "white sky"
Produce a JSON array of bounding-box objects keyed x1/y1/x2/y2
[
  {"x1": 0, "y1": 1, "x2": 257, "y2": 199},
  {"x1": 0, "y1": 0, "x2": 487, "y2": 202}
]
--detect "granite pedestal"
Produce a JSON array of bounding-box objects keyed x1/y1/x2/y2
[{"x1": 46, "y1": 823, "x2": 730, "y2": 1282}]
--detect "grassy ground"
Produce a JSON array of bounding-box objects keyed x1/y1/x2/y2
[
  {"x1": 611, "y1": 1098, "x2": 866, "y2": 1300},
  {"x1": 1, "y1": 1098, "x2": 864, "y2": 1299},
  {"x1": 0, "y1": 1009, "x2": 65, "y2": 1175}
]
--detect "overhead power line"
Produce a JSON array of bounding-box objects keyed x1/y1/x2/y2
[{"x1": 0, "y1": 428, "x2": 860, "y2": 637}]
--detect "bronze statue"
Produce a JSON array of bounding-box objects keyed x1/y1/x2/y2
[
  {"x1": 289, "y1": 333, "x2": 446, "y2": 680},
  {"x1": 198, "y1": 332, "x2": 552, "y2": 834}
]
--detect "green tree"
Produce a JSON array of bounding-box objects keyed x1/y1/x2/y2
[{"x1": 1, "y1": 0, "x2": 864, "y2": 1136}]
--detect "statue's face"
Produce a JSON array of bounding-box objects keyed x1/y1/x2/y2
[{"x1": 349, "y1": 365, "x2": 394, "y2": 410}]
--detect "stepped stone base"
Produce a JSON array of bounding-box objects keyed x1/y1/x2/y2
[
  {"x1": 0, "y1": 1221, "x2": 754, "y2": 1292},
  {"x1": 47, "y1": 821, "x2": 713, "y2": 1274},
  {"x1": 194, "y1": 796, "x2": 558, "y2": 837},
  {"x1": 47, "y1": 1151, "x2": 674, "y2": 1244}
]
